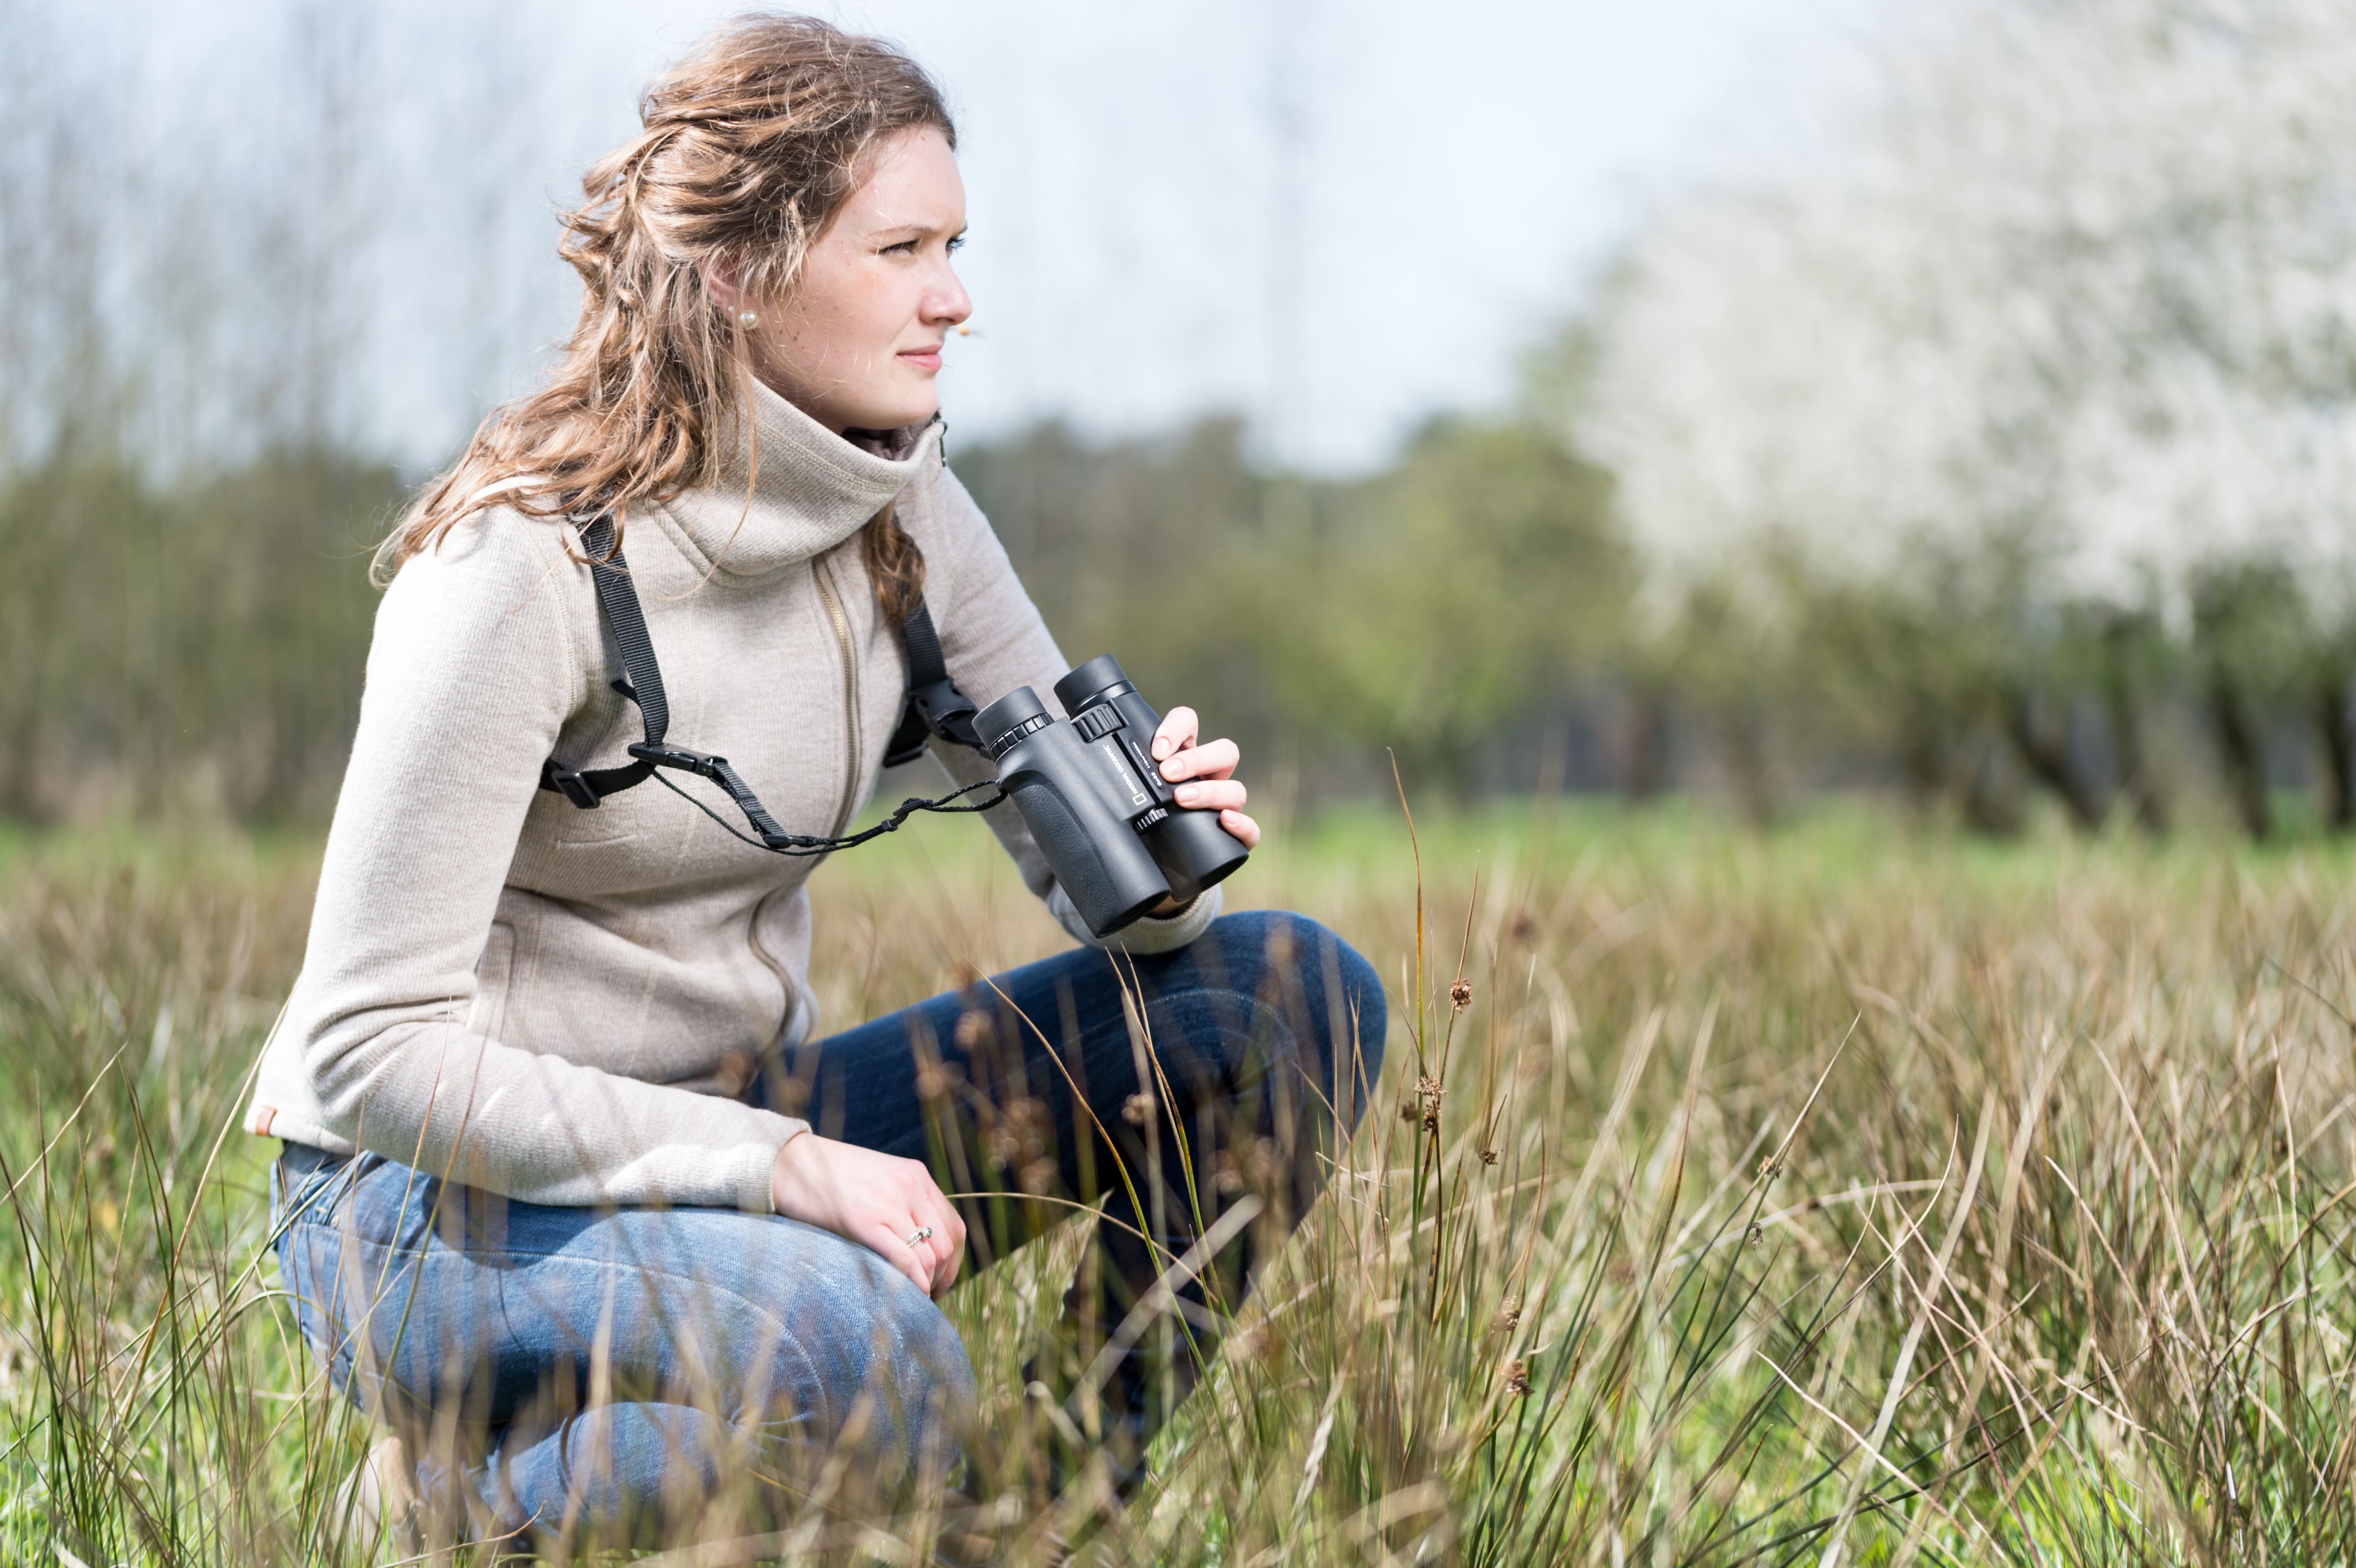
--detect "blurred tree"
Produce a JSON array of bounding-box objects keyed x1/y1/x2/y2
[
  {"x1": 1582, "y1": 0, "x2": 2356, "y2": 834},
  {"x1": 0, "y1": 452, "x2": 397, "y2": 822},
  {"x1": 1253, "y1": 416, "x2": 1625, "y2": 794},
  {"x1": 951, "y1": 416, "x2": 1274, "y2": 742},
  {"x1": 2191, "y1": 563, "x2": 2312, "y2": 839},
  {"x1": 958, "y1": 413, "x2": 1626, "y2": 798}
]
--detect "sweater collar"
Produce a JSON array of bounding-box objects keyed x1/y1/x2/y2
[{"x1": 655, "y1": 378, "x2": 939, "y2": 578}]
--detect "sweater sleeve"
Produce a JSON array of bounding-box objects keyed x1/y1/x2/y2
[
  {"x1": 915, "y1": 466, "x2": 1222, "y2": 955},
  {"x1": 291, "y1": 515, "x2": 804, "y2": 1212}
]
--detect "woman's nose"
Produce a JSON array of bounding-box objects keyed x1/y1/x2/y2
[{"x1": 923, "y1": 265, "x2": 972, "y2": 328}]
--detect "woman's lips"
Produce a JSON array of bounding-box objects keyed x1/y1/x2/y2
[{"x1": 897, "y1": 345, "x2": 944, "y2": 372}]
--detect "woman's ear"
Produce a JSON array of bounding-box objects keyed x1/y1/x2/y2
[{"x1": 701, "y1": 260, "x2": 746, "y2": 315}]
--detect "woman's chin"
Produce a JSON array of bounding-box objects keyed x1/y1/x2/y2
[{"x1": 854, "y1": 391, "x2": 940, "y2": 433}]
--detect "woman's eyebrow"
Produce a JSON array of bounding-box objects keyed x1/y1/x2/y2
[{"x1": 864, "y1": 216, "x2": 954, "y2": 242}]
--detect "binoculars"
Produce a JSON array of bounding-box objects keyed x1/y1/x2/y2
[{"x1": 975, "y1": 656, "x2": 1251, "y2": 937}]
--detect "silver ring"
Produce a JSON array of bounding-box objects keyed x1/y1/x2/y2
[{"x1": 905, "y1": 1225, "x2": 935, "y2": 1248}]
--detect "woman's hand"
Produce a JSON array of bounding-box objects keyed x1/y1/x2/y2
[
  {"x1": 770, "y1": 1133, "x2": 966, "y2": 1299},
  {"x1": 1153, "y1": 706, "x2": 1260, "y2": 850}
]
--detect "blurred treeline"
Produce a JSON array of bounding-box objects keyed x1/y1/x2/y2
[
  {"x1": 954, "y1": 412, "x2": 1627, "y2": 801},
  {"x1": 0, "y1": 405, "x2": 1634, "y2": 820},
  {"x1": 0, "y1": 454, "x2": 397, "y2": 821},
  {"x1": 26, "y1": 387, "x2": 2356, "y2": 838}
]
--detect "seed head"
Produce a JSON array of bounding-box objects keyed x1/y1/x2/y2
[
  {"x1": 1745, "y1": 1222, "x2": 1764, "y2": 1247},
  {"x1": 1503, "y1": 1357, "x2": 1531, "y2": 1397},
  {"x1": 1449, "y1": 978, "x2": 1474, "y2": 1011},
  {"x1": 1122, "y1": 1092, "x2": 1155, "y2": 1127},
  {"x1": 1479, "y1": 1144, "x2": 1500, "y2": 1165},
  {"x1": 1491, "y1": 1295, "x2": 1522, "y2": 1334}
]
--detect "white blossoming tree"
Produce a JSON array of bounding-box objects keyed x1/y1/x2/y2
[{"x1": 1583, "y1": 0, "x2": 2356, "y2": 832}]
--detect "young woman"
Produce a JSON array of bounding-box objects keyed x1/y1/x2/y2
[{"x1": 250, "y1": 14, "x2": 1384, "y2": 1555}]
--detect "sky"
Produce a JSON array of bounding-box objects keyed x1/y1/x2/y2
[
  {"x1": 558, "y1": 0, "x2": 1892, "y2": 470},
  {"x1": 33, "y1": 0, "x2": 1894, "y2": 475}
]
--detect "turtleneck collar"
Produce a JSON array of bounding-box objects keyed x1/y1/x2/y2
[{"x1": 655, "y1": 377, "x2": 940, "y2": 579}]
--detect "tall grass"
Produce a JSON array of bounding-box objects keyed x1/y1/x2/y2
[{"x1": 2, "y1": 804, "x2": 2352, "y2": 1563}]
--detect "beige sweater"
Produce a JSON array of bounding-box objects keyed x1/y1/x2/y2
[{"x1": 245, "y1": 382, "x2": 1218, "y2": 1212}]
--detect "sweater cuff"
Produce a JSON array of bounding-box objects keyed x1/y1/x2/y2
[
  {"x1": 1103, "y1": 883, "x2": 1222, "y2": 954},
  {"x1": 738, "y1": 1121, "x2": 809, "y2": 1213}
]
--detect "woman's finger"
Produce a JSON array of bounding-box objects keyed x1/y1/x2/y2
[
  {"x1": 1221, "y1": 808, "x2": 1261, "y2": 850},
  {"x1": 1172, "y1": 778, "x2": 1247, "y2": 813},
  {"x1": 1161, "y1": 737, "x2": 1240, "y2": 783},
  {"x1": 922, "y1": 1192, "x2": 963, "y2": 1295},
  {"x1": 875, "y1": 1220, "x2": 936, "y2": 1296},
  {"x1": 894, "y1": 1162, "x2": 963, "y2": 1296},
  {"x1": 1151, "y1": 706, "x2": 1200, "y2": 762}
]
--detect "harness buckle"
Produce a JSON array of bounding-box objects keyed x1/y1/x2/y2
[
  {"x1": 909, "y1": 677, "x2": 981, "y2": 747},
  {"x1": 542, "y1": 760, "x2": 604, "y2": 810},
  {"x1": 628, "y1": 741, "x2": 728, "y2": 780}
]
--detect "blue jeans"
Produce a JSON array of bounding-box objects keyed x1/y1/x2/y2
[{"x1": 273, "y1": 910, "x2": 1385, "y2": 1545}]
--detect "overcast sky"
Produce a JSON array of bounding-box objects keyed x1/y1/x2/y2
[
  {"x1": 572, "y1": 0, "x2": 1892, "y2": 469},
  {"x1": 36, "y1": 0, "x2": 1894, "y2": 474}
]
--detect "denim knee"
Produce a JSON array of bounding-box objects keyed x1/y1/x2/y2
[
  {"x1": 1211, "y1": 909, "x2": 1387, "y2": 1131},
  {"x1": 789, "y1": 1238, "x2": 975, "y2": 1472}
]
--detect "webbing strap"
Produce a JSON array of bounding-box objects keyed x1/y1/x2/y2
[
  {"x1": 583, "y1": 515, "x2": 669, "y2": 743},
  {"x1": 537, "y1": 514, "x2": 660, "y2": 807},
  {"x1": 884, "y1": 599, "x2": 981, "y2": 764},
  {"x1": 538, "y1": 512, "x2": 994, "y2": 856},
  {"x1": 904, "y1": 597, "x2": 950, "y2": 689}
]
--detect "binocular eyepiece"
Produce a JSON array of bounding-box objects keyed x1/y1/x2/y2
[{"x1": 976, "y1": 656, "x2": 1250, "y2": 937}]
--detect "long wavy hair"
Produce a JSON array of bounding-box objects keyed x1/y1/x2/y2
[{"x1": 378, "y1": 13, "x2": 948, "y2": 618}]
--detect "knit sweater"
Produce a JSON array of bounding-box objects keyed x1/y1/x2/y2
[{"x1": 243, "y1": 381, "x2": 1218, "y2": 1212}]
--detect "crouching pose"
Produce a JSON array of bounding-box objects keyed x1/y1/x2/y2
[{"x1": 249, "y1": 15, "x2": 1384, "y2": 1558}]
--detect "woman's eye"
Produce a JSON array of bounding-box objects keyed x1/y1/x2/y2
[
  {"x1": 882, "y1": 239, "x2": 916, "y2": 256},
  {"x1": 947, "y1": 234, "x2": 966, "y2": 254}
]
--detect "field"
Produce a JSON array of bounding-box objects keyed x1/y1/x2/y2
[{"x1": 2, "y1": 798, "x2": 2353, "y2": 1565}]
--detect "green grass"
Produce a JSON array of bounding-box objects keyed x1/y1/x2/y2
[{"x1": 4, "y1": 798, "x2": 2354, "y2": 1564}]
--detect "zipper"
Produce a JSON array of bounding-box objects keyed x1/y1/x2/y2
[
  {"x1": 746, "y1": 882, "x2": 800, "y2": 1052},
  {"x1": 812, "y1": 555, "x2": 863, "y2": 839}
]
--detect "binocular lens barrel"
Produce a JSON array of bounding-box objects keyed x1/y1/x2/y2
[
  {"x1": 975, "y1": 687, "x2": 1052, "y2": 759},
  {"x1": 1053, "y1": 654, "x2": 1135, "y2": 715}
]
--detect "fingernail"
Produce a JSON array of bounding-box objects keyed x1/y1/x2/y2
[
  {"x1": 1177, "y1": 784, "x2": 1200, "y2": 805},
  {"x1": 1153, "y1": 737, "x2": 1173, "y2": 759}
]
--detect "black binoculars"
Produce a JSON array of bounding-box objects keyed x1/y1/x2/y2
[{"x1": 975, "y1": 656, "x2": 1251, "y2": 937}]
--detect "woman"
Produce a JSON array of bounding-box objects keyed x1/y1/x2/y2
[{"x1": 251, "y1": 13, "x2": 1384, "y2": 1557}]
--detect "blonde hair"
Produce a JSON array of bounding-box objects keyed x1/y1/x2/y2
[{"x1": 381, "y1": 13, "x2": 950, "y2": 619}]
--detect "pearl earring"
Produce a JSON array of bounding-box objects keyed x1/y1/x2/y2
[{"x1": 737, "y1": 309, "x2": 760, "y2": 329}]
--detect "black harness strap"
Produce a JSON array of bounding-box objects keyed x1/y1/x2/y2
[
  {"x1": 884, "y1": 598, "x2": 981, "y2": 764},
  {"x1": 539, "y1": 515, "x2": 660, "y2": 808},
  {"x1": 539, "y1": 513, "x2": 996, "y2": 857}
]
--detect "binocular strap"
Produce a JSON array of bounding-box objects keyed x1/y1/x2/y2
[{"x1": 539, "y1": 512, "x2": 998, "y2": 858}]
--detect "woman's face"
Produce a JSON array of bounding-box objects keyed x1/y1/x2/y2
[{"x1": 733, "y1": 124, "x2": 971, "y2": 435}]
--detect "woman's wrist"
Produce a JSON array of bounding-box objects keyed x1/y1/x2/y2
[{"x1": 769, "y1": 1129, "x2": 811, "y2": 1214}]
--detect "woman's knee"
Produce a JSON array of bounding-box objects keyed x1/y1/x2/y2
[
  {"x1": 1209, "y1": 909, "x2": 1387, "y2": 1125},
  {"x1": 768, "y1": 1234, "x2": 974, "y2": 1468}
]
